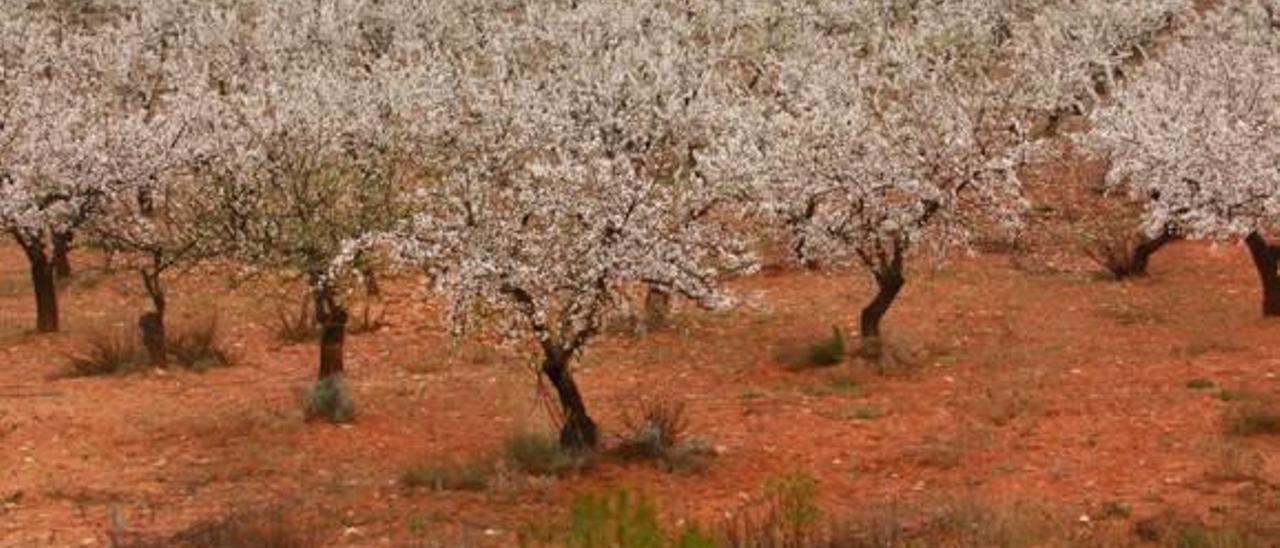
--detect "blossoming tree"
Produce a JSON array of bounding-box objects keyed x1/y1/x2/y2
[
  {"x1": 182, "y1": 0, "x2": 445, "y2": 418},
  {"x1": 389, "y1": 0, "x2": 752, "y2": 449},
  {"x1": 706, "y1": 0, "x2": 1195, "y2": 354},
  {"x1": 1081, "y1": 0, "x2": 1280, "y2": 314}
]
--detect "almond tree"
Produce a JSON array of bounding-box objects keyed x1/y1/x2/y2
[
  {"x1": 389, "y1": 0, "x2": 752, "y2": 449},
  {"x1": 705, "y1": 0, "x2": 1194, "y2": 354},
  {"x1": 0, "y1": 4, "x2": 144, "y2": 333},
  {"x1": 1081, "y1": 0, "x2": 1280, "y2": 314},
  {"x1": 190, "y1": 0, "x2": 444, "y2": 418}
]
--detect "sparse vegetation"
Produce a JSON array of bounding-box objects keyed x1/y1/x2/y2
[
  {"x1": 67, "y1": 327, "x2": 148, "y2": 376},
  {"x1": 274, "y1": 297, "x2": 317, "y2": 344},
  {"x1": 1186, "y1": 378, "x2": 1215, "y2": 390},
  {"x1": 401, "y1": 458, "x2": 493, "y2": 492},
  {"x1": 1226, "y1": 398, "x2": 1280, "y2": 437},
  {"x1": 503, "y1": 432, "x2": 581, "y2": 477},
  {"x1": 520, "y1": 490, "x2": 715, "y2": 548},
  {"x1": 167, "y1": 316, "x2": 233, "y2": 371},
  {"x1": 805, "y1": 326, "x2": 846, "y2": 367},
  {"x1": 113, "y1": 508, "x2": 314, "y2": 548},
  {"x1": 305, "y1": 375, "x2": 356, "y2": 424}
]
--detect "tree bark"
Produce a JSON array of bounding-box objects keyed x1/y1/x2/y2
[
  {"x1": 859, "y1": 267, "x2": 905, "y2": 357},
  {"x1": 52, "y1": 231, "x2": 72, "y2": 280},
  {"x1": 542, "y1": 349, "x2": 598, "y2": 451},
  {"x1": 139, "y1": 312, "x2": 166, "y2": 367},
  {"x1": 15, "y1": 235, "x2": 59, "y2": 333},
  {"x1": 140, "y1": 268, "x2": 167, "y2": 366},
  {"x1": 1128, "y1": 229, "x2": 1177, "y2": 277},
  {"x1": 643, "y1": 284, "x2": 672, "y2": 331},
  {"x1": 1245, "y1": 232, "x2": 1280, "y2": 317},
  {"x1": 316, "y1": 301, "x2": 348, "y2": 380}
]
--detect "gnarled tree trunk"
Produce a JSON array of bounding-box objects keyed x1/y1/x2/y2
[
  {"x1": 1128, "y1": 229, "x2": 1178, "y2": 277},
  {"x1": 542, "y1": 348, "x2": 598, "y2": 451},
  {"x1": 1245, "y1": 232, "x2": 1280, "y2": 317},
  {"x1": 14, "y1": 234, "x2": 59, "y2": 333},
  {"x1": 859, "y1": 266, "x2": 905, "y2": 358}
]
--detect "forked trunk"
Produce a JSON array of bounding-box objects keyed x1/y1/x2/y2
[
  {"x1": 1128, "y1": 229, "x2": 1177, "y2": 277},
  {"x1": 542, "y1": 350, "x2": 598, "y2": 450},
  {"x1": 859, "y1": 267, "x2": 905, "y2": 357},
  {"x1": 1245, "y1": 232, "x2": 1280, "y2": 317},
  {"x1": 52, "y1": 231, "x2": 73, "y2": 280}
]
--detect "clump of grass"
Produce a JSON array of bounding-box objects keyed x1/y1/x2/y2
[
  {"x1": 67, "y1": 318, "x2": 234, "y2": 377},
  {"x1": 305, "y1": 376, "x2": 355, "y2": 424},
  {"x1": 168, "y1": 316, "x2": 232, "y2": 371},
  {"x1": 68, "y1": 328, "x2": 148, "y2": 376},
  {"x1": 114, "y1": 508, "x2": 314, "y2": 548},
  {"x1": 1133, "y1": 512, "x2": 1266, "y2": 547},
  {"x1": 401, "y1": 458, "x2": 492, "y2": 492},
  {"x1": 1186, "y1": 378, "x2": 1216, "y2": 390},
  {"x1": 503, "y1": 431, "x2": 580, "y2": 477},
  {"x1": 1227, "y1": 405, "x2": 1280, "y2": 437},
  {"x1": 1217, "y1": 389, "x2": 1245, "y2": 402},
  {"x1": 849, "y1": 406, "x2": 884, "y2": 421},
  {"x1": 805, "y1": 326, "x2": 846, "y2": 367}
]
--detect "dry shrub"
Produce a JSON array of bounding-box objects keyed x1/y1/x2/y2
[
  {"x1": 1226, "y1": 395, "x2": 1280, "y2": 437},
  {"x1": 68, "y1": 327, "x2": 148, "y2": 376},
  {"x1": 112, "y1": 508, "x2": 315, "y2": 548},
  {"x1": 615, "y1": 397, "x2": 716, "y2": 473},
  {"x1": 168, "y1": 315, "x2": 232, "y2": 370},
  {"x1": 502, "y1": 431, "x2": 582, "y2": 477},
  {"x1": 401, "y1": 457, "x2": 493, "y2": 492},
  {"x1": 273, "y1": 297, "x2": 316, "y2": 344}
]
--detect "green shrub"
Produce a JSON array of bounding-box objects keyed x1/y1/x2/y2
[
  {"x1": 805, "y1": 326, "x2": 846, "y2": 367},
  {"x1": 401, "y1": 459, "x2": 492, "y2": 492},
  {"x1": 305, "y1": 376, "x2": 355, "y2": 424},
  {"x1": 503, "y1": 432, "x2": 578, "y2": 477},
  {"x1": 521, "y1": 490, "x2": 714, "y2": 548}
]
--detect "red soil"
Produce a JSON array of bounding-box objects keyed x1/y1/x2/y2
[{"x1": 1, "y1": 241, "x2": 1278, "y2": 546}]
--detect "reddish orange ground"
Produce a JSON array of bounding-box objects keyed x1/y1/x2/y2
[{"x1": 2, "y1": 240, "x2": 1279, "y2": 546}]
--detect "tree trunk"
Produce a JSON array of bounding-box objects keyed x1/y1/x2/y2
[
  {"x1": 859, "y1": 267, "x2": 905, "y2": 357},
  {"x1": 317, "y1": 305, "x2": 348, "y2": 380},
  {"x1": 542, "y1": 350, "x2": 598, "y2": 451},
  {"x1": 139, "y1": 311, "x2": 166, "y2": 367},
  {"x1": 643, "y1": 285, "x2": 672, "y2": 331},
  {"x1": 52, "y1": 231, "x2": 72, "y2": 280},
  {"x1": 1128, "y1": 229, "x2": 1177, "y2": 277},
  {"x1": 15, "y1": 236, "x2": 59, "y2": 333},
  {"x1": 31, "y1": 256, "x2": 58, "y2": 333},
  {"x1": 1245, "y1": 232, "x2": 1280, "y2": 317},
  {"x1": 140, "y1": 269, "x2": 167, "y2": 366}
]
